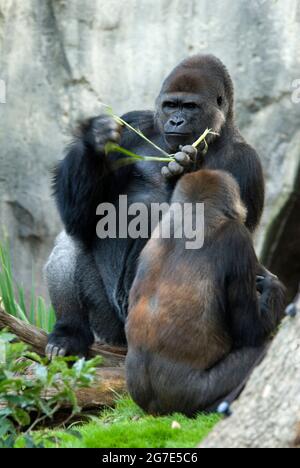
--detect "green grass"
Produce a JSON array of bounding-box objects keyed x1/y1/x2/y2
[
  {"x1": 47, "y1": 397, "x2": 220, "y2": 448},
  {"x1": 0, "y1": 239, "x2": 55, "y2": 332}
]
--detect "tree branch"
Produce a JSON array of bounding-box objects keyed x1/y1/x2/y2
[
  {"x1": 0, "y1": 307, "x2": 126, "y2": 367},
  {"x1": 0, "y1": 307, "x2": 128, "y2": 409}
]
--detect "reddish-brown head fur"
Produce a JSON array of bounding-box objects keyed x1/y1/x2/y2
[
  {"x1": 173, "y1": 170, "x2": 247, "y2": 226},
  {"x1": 160, "y1": 54, "x2": 234, "y2": 119}
]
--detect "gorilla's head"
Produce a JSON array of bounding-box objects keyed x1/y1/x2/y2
[
  {"x1": 155, "y1": 54, "x2": 234, "y2": 152},
  {"x1": 175, "y1": 169, "x2": 247, "y2": 226}
]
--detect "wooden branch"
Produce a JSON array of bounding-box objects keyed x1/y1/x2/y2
[
  {"x1": 0, "y1": 363, "x2": 127, "y2": 411},
  {"x1": 0, "y1": 307, "x2": 128, "y2": 409},
  {"x1": 20, "y1": 363, "x2": 127, "y2": 409},
  {"x1": 0, "y1": 307, "x2": 126, "y2": 367},
  {"x1": 75, "y1": 367, "x2": 126, "y2": 408}
]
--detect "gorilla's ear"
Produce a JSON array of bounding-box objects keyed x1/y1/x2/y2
[
  {"x1": 224, "y1": 201, "x2": 247, "y2": 224},
  {"x1": 235, "y1": 199, "x2": 247, "y2": 224}
]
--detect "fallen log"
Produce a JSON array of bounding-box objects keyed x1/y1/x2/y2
[
  {"x1": 0, "y1": 307, "x2": 128, "y2": 410},
  {"x1": 0, "y1": 363, "x2": 126, "y2": 410},
  {"x1": 0, "y1": 307, "x2": 126, "y2": 367}
]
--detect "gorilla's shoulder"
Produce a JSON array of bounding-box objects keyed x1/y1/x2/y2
[
  {"x1": 121, "y1": 110, "x2": 155, "y2": 130},
  {"x1": 120, "y1": 111, "x2": 156, "y2": 146}
]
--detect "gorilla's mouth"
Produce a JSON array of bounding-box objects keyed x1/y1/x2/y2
[
  {"x1": 165, "y1": 132, "x2": 191, "y2": 137},
  {"x1": 164, "y1": 132, "x2": 193, "y2": 151}
]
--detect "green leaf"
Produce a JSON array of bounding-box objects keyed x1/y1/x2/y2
[
  {"x1": 34, "y1": 364, "x2": 48, "y2": 383},
  {"x1": 0, "y1": 419, "x2": 13, "y2": 438},
  {"x1": 14, "y1": 408, "x2": 31, "y2": 427}
]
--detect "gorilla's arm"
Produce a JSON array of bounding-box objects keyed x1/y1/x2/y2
[
  {"x1": 226, "y1": 227, "x2": 284, "y2": 348},
  {"x1": 227, "y1": 142, "x2": 286, "y2": 317},
  {"x1": 256, "y1": 265, "x2": 286, "y2": 330},
  {"x1": 54, "y1": 111, "x2": 157, "y2": 245},
  {"x1": 228, "y1": 141, "x2": 265, "y2": 233},
  {"x1": 53, "y1": 115, "x2": 123, "y2": 244}
]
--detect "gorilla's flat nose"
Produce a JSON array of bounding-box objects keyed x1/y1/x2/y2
[{"x1": 170, "y1": 118, "x2": 185, "y2": 128}]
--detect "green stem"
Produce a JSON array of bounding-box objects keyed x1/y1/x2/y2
[
  {"x1": 104, "y1": 105, "x2": 170, "y2": 158},
  {"x1": 106, "y1": 143, "x2": 175, "y2": 170},
  {"x1": 192, "y1": 128, "x2": 219, "y2": 149}
]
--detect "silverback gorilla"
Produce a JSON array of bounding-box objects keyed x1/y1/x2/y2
[
  {"x1": 126, "y1": 170, "x2": 274, "y2": 415},
  {"x1": 45, "y1": 55, "x2": 285, "y2": 371}
]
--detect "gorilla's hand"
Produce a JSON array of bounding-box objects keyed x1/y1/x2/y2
[
  {"x1": 256, "y1": 272, "x2": 279, "y2": 295},
  {"x1": 83, "y1": 115, "x2": 122, "y2": 154},
  {"x1": 161, "y1": 145, "x2": 197, "y2": 180},
  {"x1": 256, "y1": 272, "x2": 286, "y2": 327},
  {"x1": 46, "y1": 323, "x2": 94, "y2": 360}
]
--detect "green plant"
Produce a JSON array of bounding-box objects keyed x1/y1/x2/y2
[
  {"x1": 0, "y1": 239, "x2": 56, "y2": 332},
  {"x1": 0, "y1": 330, "x2": 101, "y2": 448}
]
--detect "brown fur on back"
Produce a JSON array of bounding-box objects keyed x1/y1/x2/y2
[{"x1": 126, "y1": 170, "x2": 246, "y2": 369}]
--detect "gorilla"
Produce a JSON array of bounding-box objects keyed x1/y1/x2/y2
[
  {"x1": 45, "y1": 54, "x2": 285, "y2": 359},
  {"x1": 126, "y1": 169, "x2": 280, "y2": 415}
]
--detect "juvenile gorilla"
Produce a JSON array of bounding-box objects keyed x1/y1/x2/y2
[
  {"x1": 126, "y1": 170, "x2": 276, "y2": 415},
  {"x1": 46, "y1": 54, "x2": 285, "y2": 358}
]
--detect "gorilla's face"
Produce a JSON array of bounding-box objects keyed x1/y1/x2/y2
[
  {"x1": 155, "y1": 57, "x2": 233, "y2": 153},
  {"x1": 156, "y1": 90, "x2": 226, "y2": 152}
]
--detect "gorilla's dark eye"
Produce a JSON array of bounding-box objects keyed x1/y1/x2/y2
[
  {"x1": 163, "y1": 101, "x2": 177, "y2": 109},
  {"x1": 217, "y1": 96, "x2": 223, "y2": 107},
  {"x1": 183, "y1": 103, "x2": 197, "y2": 110}
]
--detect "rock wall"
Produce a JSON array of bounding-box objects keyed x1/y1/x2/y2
[{"x1": 0, "y1": 0, "x2": 299, "y2": 298}]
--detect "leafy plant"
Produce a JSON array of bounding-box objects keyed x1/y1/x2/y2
[
  {"x1": 0, "y1": 239, "x2": 55, "y2": 332},
  {"x1": 0, "y1": 330, "x2": 101, "y2": 448}
]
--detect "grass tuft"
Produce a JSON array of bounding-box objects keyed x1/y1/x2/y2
[
  {"x1": 0, "y1": 239, "x2": 55, "y2": 333},
  {"x1": 47, "y1": 397, "x2": 220, "y2": 448}
]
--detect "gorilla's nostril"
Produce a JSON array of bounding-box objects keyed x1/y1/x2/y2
[{"x1": 170, "y1": 119, "x2": 184, "y2": 127}]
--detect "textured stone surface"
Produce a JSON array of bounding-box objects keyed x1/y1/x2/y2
[{"x1": 0, "y1": 0, "x2": 299, "y2": 296}]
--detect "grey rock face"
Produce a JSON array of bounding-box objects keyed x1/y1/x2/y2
[{"x1": 0, "y1": 0, "x2": 299, "y2": 298}]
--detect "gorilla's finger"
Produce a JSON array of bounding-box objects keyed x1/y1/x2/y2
[
  {"x1": 94, "y1": 114, "x2": 117, "y2": 126},
  {"x1": 51, "y1": 346, "x2": 60, "y2": 358},
  {"x1": 109, "y1": 131, "x2": 121, "y2": 143},
  {"x1": 180, "y1": 145, "x2": 198, "y2": 161},
  {"x1": 174, "y1": 152, "x2": 191, "y2": 167},
  {"x1": 285, "y1": 303, "x2": 297, "y2": 318},
  {"x1": 256, "y1": 276, "x2": 265, "y2": 281},
  {"x1": 104, "y1": 132, "x2": 121, "y2": 146},
  {"x1": 92, "y1": 116, "x2": 121, "y2": 136},
  {"x1": 108, "y1": 120, "x2": 121, "y2": 131},
  {"x1": 256, "y1": 278, "x2": 265, "y2": 294},
  {"x1": 168, "y1": 161, "x2": 184, "y2": 175},
  {"x1": 45, "y1": 344, "x2": 53, "y2": 360},
  {"x1": 58, "y1": 348, "x2": 67, "y2": 357},
  {"x1": 161, "y1": 166, "x2": 173, "y2": 179}
]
